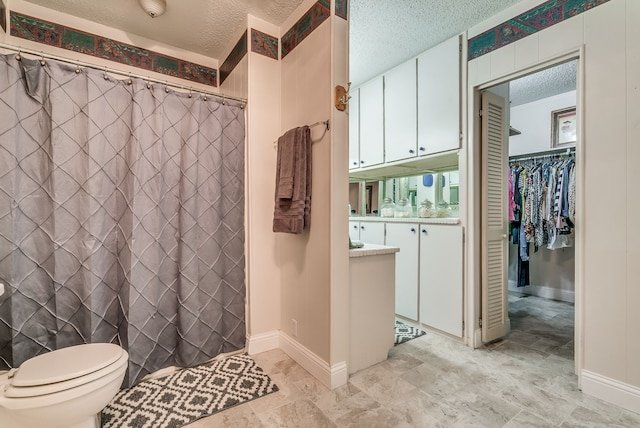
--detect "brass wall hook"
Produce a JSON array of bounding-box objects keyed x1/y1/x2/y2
[{"x1": 335, "y1": 82, "x2": 351, "y2": 111}]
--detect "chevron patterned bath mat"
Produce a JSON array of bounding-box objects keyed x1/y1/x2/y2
[
  {"x1": 395, "y1": 320, "x2": 427, "y2": 345},
  {"x1": 101, "y1": 353, "x2": 278, "y2": 428}
]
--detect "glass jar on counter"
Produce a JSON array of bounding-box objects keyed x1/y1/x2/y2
[
  {"x1": 418, "y1": 199, "x2": 435, "y2": 218},
  {"x1": 436, "y1": 200, "x2": 452, "y2": 218},
  {"x1": 380, "y1": 197, "x2": 395, "y2": 217},
  {"x1": 394, "y1": 198, "x2": 412, "y2": 218}
]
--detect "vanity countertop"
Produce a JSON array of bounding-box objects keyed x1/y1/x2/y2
[
  {"x1": 348, "y1": 216, "x2": 460, "y2": 225},
  {"x1": 349, "y1": 243, "x2": 400, "y2": 258}
]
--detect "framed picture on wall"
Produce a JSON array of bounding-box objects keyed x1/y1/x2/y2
[{"x1": 551, "y1": 106, "x2": 577, "y2": 147}]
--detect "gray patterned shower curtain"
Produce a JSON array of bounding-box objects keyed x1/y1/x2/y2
[{"x1": 0, "y1": 55, "x2": 246, "y2": 386}]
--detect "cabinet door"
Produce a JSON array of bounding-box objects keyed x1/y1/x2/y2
[
  {"x1": 417, "y1": 35, "x2": 460, "y2": 155},
  {"x1": 419, "y1": 225, "x2": 463, "y2": 337},
  {"x1": 385, "y1": 223, "x2": 419, "y2": 320},
  {"x1": 384, "y1": 59, "x2": 418, "y2": 163},
  {"x1": 349, "y1": 88, "x2": 360, "y2": 170},
  {"x1": 349, "y1": 221, "x2": 360, "y2": 242},
  {"x1": 358, "y1": 77, "x2": 384, "y2": 168},
  {"x1": 359, "y1": 221, "x2": 385, "y2": 245}
]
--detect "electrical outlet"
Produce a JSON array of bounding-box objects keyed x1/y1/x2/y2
[{"x1": 291, "y1": 318, "x2": 298, "y2": 337}]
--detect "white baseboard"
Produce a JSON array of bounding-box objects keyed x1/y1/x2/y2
[
  {"x1": 246, "y1": 331, "x2": 280, "y2": 355},
  {"x1": 247, "y1": 330, "x2": 348, "y2": 389},
  {"x1": 508, "y1": 281, "x2": 575, "y2": 303},
  {"x1": 279, "y1": 332, "x2": 348, "y2": 389},
  {"x1": 581, "y1": 370, "x2": 640, "y2": 414},
  {"x1": 474, "y1": 328, "x2": 482, "y2": 348}
]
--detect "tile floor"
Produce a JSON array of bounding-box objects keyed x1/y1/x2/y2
[{"x1": 186, "y1": 293, "x2": 640, "y2": 427}]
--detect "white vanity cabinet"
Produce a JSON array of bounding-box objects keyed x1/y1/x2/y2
[
  {"x1": 417, "y1": 35, "x2": 461, "y2": 156},
  {"x1": 385, "y1": 222, "x2": 419, "y2": 320},
  {"x1": 384, "y1": 59, "x2": 418, "y2": 163},
  {"x1": 349, "y1": 221, "x2": 360, "y2": 242},
  {"x1": 348, "y1": 88, "x2": 360, "y2": 170},
  {"x1": 358, "y1": 76, "x2": 384, "y2": 168},
  {"x1": 350, "y1": 221, "x2": 385, "y2": 245},
  {"x1": 359, "y1": 222, "x2": 385, "y2": 245},
  {"x1": 419, "y1": 224, "x2": 463, "y2": 337}
]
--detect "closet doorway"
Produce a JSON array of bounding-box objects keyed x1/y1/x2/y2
[{"x1": 480, "y1": 60, "x2": 579, "y2": 367}]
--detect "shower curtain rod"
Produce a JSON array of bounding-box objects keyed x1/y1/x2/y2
[{"x1": 0, "y1": 42, "x2": 248, "y2": 105}]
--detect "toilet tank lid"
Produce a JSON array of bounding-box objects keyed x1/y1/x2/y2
[{"x1": 12, "y1": 343, "x2": 125, "y2": 387}]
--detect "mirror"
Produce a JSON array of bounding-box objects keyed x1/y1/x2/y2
[{"x1": 349, "y1": 168, "x2": 459, "y2": 218}]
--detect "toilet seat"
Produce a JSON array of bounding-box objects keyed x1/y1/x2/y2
[{"x1": 4, "y1": 343, "x2": 127, "y2": 398}]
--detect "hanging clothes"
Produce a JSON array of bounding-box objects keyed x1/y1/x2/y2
[{"x1": 508, "y1": 153, "x2": 576, "y2": 286}]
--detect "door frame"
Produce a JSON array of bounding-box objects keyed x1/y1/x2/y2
[{"x1": 465, "y1": 47, "x2": 585, "y2": 383}]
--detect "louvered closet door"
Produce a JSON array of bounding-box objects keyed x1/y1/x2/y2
[{"x1": 481, "y1": 90, "x2": 509, "y2": 342}]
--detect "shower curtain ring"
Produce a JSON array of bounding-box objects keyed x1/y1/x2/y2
[
  {"x1": 165, "y1": 81, "x2": 169, "y2": 93},
  {"x1": 146, "y1": 78, "x2": 151, "y2": 89},
  {"x1": 203, "y1": 92, "x2": 207, "y2": 101},
  {"x1": 103, "y1": 67, "x2": 109, "y2": 80},
  {"x1": 15, "y1": 51, "x2": 21, "y2": 61},
  {"x1": 127, "y1": 73, "x2": 132, "y2": 85},
  {"x1": 188, "y1": 87, "x2": 193, "y2": 98},
  {"x1": 75, "y1": 61, "x2": 81, "y2": 74},
  {"x1": 40, "y1": 54, "x2": 46, "y2": 66}
]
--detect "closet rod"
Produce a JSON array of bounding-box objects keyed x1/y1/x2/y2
[
  {"x1": 509, "y1": 147, "x2": 575, "y2": 163},
  {"x1": 0, "y1": 42, "x2": 248, "y2": 105}
]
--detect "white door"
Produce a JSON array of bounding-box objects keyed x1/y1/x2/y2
[
  {"x1": 419, "y1": 225, "x2": 463, "y2": 337},
  {"x1": 481, "y1": 90, "x2": 509, "y2": 342},
  {"x1": 384, "y1": 59, "x2": 417, "y2": 163},
  {"x1": 359, "y1": 221, "x2": 385, "y2": 245},
  {"x1": 386, "y1": 223, "x2": 419, "y2": 320},
  {"x1": 417, "y1": 35, "x2": 461, "y2": 155},
  {"x1": 349, "y1": 88, "x2": 360, "y2": 169},
  {"x1": 359, "y1": 76, "x2": 384, "y2": 168},
  {"x1": 349, "y1": 221, "x2": 360, "y2": 242}
]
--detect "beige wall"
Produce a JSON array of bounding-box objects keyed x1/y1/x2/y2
[
  {"x1": 467, "y1": 0, "x2": 640, "y2": 411},
  {"x1": 245, "y1": 1, "x2": 349, "y2": 383},
  {"x1": 329, "y1": 13, "x2": 350, "y2": 374},
  {"x1": 277, "y1": 2, "x2": 333, "y2": 363},
  {"x1": 244, "y1": 16, "x2": 281, "y2": 340}
]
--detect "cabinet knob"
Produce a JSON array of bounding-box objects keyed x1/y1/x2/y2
[
  {"x1": 422, "y1": 229, "x2": 427, "y2": 234},
  {"x1": 353, "y1": 225, "x2": 358, "y2": 229},
  {"x1": 410, "y1": 228, "x2": 416, "y2": 233},
  {"x1": 502, "y1": 234, "x2": 508, "y2": 239},
  {"x1": 361, "y1": 226, "x2": 365, "y2": 230},
  {"x1": 419, "y1": 147, "x2": 426, "y2": 152},
  {"x1": 352, "y1": 161, "x2": 357, "y2": 165},
  {"x1": 360, "y1": 160, "x2": 365, "y2": 164},
  {"x1": 409, "y1": 149, "x2": 415, "y2": 154}
]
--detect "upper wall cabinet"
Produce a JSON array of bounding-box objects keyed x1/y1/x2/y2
[
  {"x1": 349, "y1": 88, "x2": 360, "y2": 170},
  {"x1": 384, "y1": 59, "x2": 417, "y2": 163},
  {"x1": 417, "y1": 35, "x2": 461, "y2": 155},
  {"x1": 358, "y1": 76, "x2": 384, "y2": 168}
]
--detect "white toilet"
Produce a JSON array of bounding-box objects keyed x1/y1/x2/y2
[{"x1": 0, "y1": 343, "x2": 128, "y2": 428}]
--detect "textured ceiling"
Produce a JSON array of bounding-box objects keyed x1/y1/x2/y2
[
  {"x1": 509, "y1": 61, "x2": 577, "y2": 107},
  {"x1": 349, "y1": 0, "x2": 526, "y2": 86},
  {"x1": 21, "y1": 0, "x2": 306, "y2": 60}
]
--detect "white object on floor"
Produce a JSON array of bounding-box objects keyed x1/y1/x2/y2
[{"x1": 0, "y1": 343, "x2": 128, "y2": 428}]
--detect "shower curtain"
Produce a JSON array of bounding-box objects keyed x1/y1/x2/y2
[{"x1": 0, "y1": 55, "x2": 246, "y2": 386}]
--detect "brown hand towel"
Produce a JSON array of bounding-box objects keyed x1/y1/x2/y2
[
  {"x1": 275, "y1": 128, "x2": 297, "y2": 199},
  {"x1": 273, "y1": 126, "x2": 312, "y2": 234}
]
